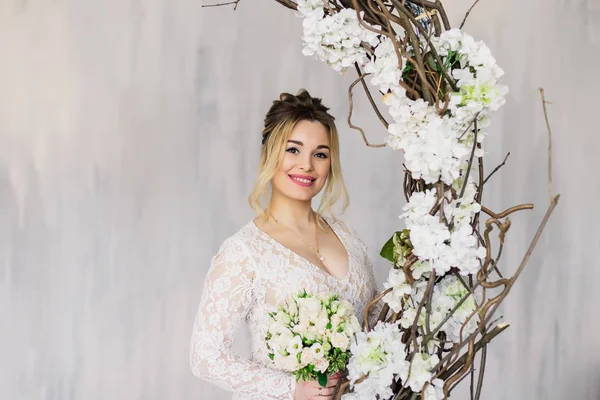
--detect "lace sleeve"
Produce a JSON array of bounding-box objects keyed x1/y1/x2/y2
[{"x1": 189, "y1": 238, "x2": 296, "y2": 400}]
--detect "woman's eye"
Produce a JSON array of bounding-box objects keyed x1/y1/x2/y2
[
  {"x1": 286, "y1": 147, "x2": 299, "y2": 154},
  {"x1": 315, "y1": 152, "x2": 329, "y2": 159}
]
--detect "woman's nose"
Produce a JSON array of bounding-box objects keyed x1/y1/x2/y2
[{"x1": 298, "y1": 154, "x2": 314, "y2": 171}]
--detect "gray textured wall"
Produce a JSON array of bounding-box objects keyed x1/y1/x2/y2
[{"x1": 1, "y1": 1, "x2": 598, "y2": 399}]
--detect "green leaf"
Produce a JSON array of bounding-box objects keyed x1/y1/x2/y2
[
  {"x1": 380, "y1": 233, "x2": 398, "y2": 263},
  {"x1": 317, "y1": 372, "x2": 328, "y2": 388},
  {"x1": 326, "y1": 322, "x2": 332, "y2": 330},
  {"x1": 268, "y1": 353, "x2": 274, "y2": 360}
]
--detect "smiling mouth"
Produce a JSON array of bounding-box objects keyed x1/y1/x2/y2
[{"x1": 289, "y1": 175, "x2": 316, "y2": 187}]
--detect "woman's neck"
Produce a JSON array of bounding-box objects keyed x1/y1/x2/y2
[{"x1": 267, "y1": 192, "x2": 316, "y2": 229}]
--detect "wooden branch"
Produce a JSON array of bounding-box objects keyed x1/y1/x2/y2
[
  {"x1": 354, "y1": 63, "x2": 389, "y2": 129},
  {"x1": 459, "y1": 0, "x2": 482, "y2": 29},
  {"x1": 202, "y1": 0, "x2": 241, "y2": 9},
  {"x1": 539, "y1": 87, "x2": 554, "y2": 201},
  {"x1": 273, "y1": 0, "x2": 298, "y2": 10},
  {"x1": 483, "y1": 152, "x2": 510, "y2": 185},
  {"x1": 436, "y1": 323, "x2": 509, "y2": 379},
  {"x1": 348, "y1": 73, "x2": 387, "y2": 147}
]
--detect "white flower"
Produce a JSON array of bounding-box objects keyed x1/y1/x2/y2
[
  {"x1": 286, "y1": 335, "x2": 304, "y2": 356},
  {"x1": 383, "y1": 268, "x2": 412, "y2": 313},
  {"x1": 299, "y1": 7, "x2": 380, "y2": 73},
  {"x1": 364, "y1": 35, "x2": 404, "y2": 93},
  {"x1": 331, "y1": 332, "x2": 350, "y2": 351},
  {"x1": 314, "y1": 357, "x2": 330, "y2": 373},
  {"x1": 315, "y1": 310, "x2": 330, "y2": 331},
  {"x1": 300, "y1": 347, "x2": 314, "y2": 365},
  {"x1": 423, "y1": 379, "x2": 445, "y2": 400},
  {"x1": 337, "y1": 299, "x2": 353, "y2": 317},
  {"x1": 399, "y1": 353, "x2": 438, "y2": 392},
  {"x1": 293, "y1": 322, "x2": 309, "y2": 336},
  {"x1": 275, "y1": 310, "x2": 291, "y2": 325},
  {"x1": 347, "y1": 322, "x2": 407, "y2": 399},
  {"x1": 344, "y1": 315, "x2": 361, "y2": 337},
  {"x1": 300, "y1": 296, "x2": 322, "y2": 320},
  {"x1": 310, "y1": 342, "x2": 325, "y2": 360},
  {"x1": 277, "y1": 354, "x2": 302, "y2": 371}
]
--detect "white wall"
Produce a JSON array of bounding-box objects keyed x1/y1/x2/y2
[{"x1": 0, "y1": 1, "x2": 598, "y2": 399}]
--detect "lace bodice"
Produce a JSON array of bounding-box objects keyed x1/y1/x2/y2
[{"x1": 189, "y1": 215, "x2": 381, "y2": 400}]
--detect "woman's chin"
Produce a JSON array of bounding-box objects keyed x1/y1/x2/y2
[{"x1": 281, "y1": 189, "x2": 318, "y2": 202}]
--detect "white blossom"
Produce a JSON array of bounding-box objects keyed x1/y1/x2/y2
[{"x1": 347, "y1": 322, "x2": 408, "y2": 399}]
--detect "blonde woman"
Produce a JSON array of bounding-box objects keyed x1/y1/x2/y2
[{"x1": 190, "y1": 89, "x2": 380, "y2": 400}]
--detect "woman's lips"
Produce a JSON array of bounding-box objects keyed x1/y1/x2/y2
[{"x1": 289, "y1": 175, "x2": 315, "y2": 187}]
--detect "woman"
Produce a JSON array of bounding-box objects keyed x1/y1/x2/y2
[{"x1": 190, "y1": 89, "x2": 380, "y2": 400}]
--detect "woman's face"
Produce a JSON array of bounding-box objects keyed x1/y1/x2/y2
[{"x1": 271, "y1": 119, "x2": 332, "y2": 203}]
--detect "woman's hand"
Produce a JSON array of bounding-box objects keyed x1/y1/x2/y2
[{"x1": 294, "y1": 373, "x2": 341, "y2": 400}]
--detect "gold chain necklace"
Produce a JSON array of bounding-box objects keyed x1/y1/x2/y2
[{"x1": 271, "y1": 214, "x2": 326, "y2": 263}]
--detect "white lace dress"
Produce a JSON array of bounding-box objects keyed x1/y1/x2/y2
[{"x1": 189, "y1": 215, "x2": 381, "y2": 400}]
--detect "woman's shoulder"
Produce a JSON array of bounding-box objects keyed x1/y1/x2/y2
[
  {"x1": 323, "y1": 214, "x2": 358, "y2": 236},
  {"x1": 324, "y1": 215, "x2": 369, "y2": 252},
  {"x1": 214, "y1": 218, "x2": 262, "y2": 254}
]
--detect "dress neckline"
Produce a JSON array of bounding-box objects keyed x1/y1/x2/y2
[{"x1": 250, "y1": 215, "x2": 352, "y2": 283}]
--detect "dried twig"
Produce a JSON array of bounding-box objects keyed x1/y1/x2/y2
[
  {"x1": 354, "y1": 63, "x2": 389, "y2": 129},
  {"x1": 539, "y1": 87, "x2": 554, "y2": 201},
  {"x1": 273, "y1": 0, "x2": 298, "y2": 10},
  {"x1": 348, "y1": 73, "x2": 387, "y2": 147},
  {"x1": 483, "y1": 152, "x2": 510, "y2": 185},
  {"x1": 202, "y1": 0, "x2": 241, "y2": 9},
  {"x1": 459, "y1": 0, "x2": 482, "y2": 29}
]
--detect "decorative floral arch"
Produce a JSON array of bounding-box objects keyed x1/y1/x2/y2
[{"x1": 206, "y1": 1, "x2": 560, "y2": 398}]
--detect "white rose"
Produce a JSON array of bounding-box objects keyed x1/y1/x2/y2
[
  {"x1": 293, "y1": 322, "x2": 308, "y2": 336},
  {"x1": 279, "y1": 354, "x2": 301, "y2": 371},
  {"x1": 275, "y1": 311, "x2": 291, "y2": 325},
  {"x1": 300, "y1": 347, "x2": 314, "y2": 365},
  {"x1": 314, "y1": 357, "x2": 330, "y2": 373},
  {"x1": 331, "y1": 332, "x2": 350, "y2": 351},
  {"x1": 298, "y1": 308, "x2": 311, "y2": 326},
  {"x1": 315, "y1": 311, "x2": 330, "y2": 331},
  {"x1": 336, "y1": 300, "x2": 353, "y2": 316},
  {"x1": 305, "y1": 298, "x2": 322, "y2": 320},
  {"x1": 331, "y1": 314, "x2": 342, "y2": 328},
  {"x1": 273, "y1": 353, "x2": 297, "y2": 371},
  {"x1": 269, "y1": 321, "x2": 289, "y2": 335},
  {"x1": 330, "y1": 300, "x2": 340, "y2": 313},
  {"x1": 287, "y1": 299, "x2": 298, "y2": 317},
  {"x1": 305, "y1": 326, "x2": 317, "y2": 341}
]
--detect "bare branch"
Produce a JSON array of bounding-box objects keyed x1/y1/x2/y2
[
  {"x1": 354, "y1": 63, "x2": 390, "y2": 129},
  {"x1": 202, "y1": 0, "x2": 241, "y2": 9},
  {"x1": 539, "y1": 87, "x2": 554, "y2": 201},
  {"x1": 273, "y1": 0, "x2": 298, "y2": 10},
  {"x1": 348, "y1": 73, "x2": 387, "y2": 147},
  {"x1": 483, "y1": 152, "x2": 510, "y2": 185},
  {"x1": 459, "y1": 0, "x2": 482, "y2": 29}
]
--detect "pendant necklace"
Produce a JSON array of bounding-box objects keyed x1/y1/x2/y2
[{"x1": 271, "y1": 214, "x2": 326, "y2": 263}]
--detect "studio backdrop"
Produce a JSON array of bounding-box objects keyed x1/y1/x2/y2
[{"x1": 0, "y1": 1, "x2": 599, "y2": 399}]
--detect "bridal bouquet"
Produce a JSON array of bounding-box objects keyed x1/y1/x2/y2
[{"x1": 265, "y1": 290, "x2": 361, "y2": 387}]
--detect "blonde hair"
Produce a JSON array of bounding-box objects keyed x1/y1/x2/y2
[{"x1": 248, "y1": 89, "x2": 349, "y2": 228}]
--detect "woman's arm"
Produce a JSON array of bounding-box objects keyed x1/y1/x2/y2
[{"x1": 189, "y1": 238, "x2": 296, "y2": 400}]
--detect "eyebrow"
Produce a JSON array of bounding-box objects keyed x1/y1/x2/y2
[{"x1": 287, "y1": 140, "x2": 330, "y2": 150}]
